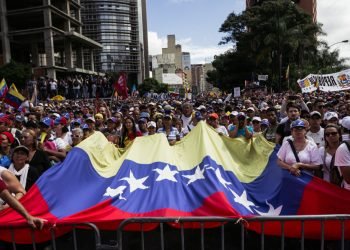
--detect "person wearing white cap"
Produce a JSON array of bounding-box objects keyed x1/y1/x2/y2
[
  {"x1": 335, "y1": 116, "x2": 350, "y2": 191},
  {"x1": 323, "y1": 111, "x2": 339, "y2": 126},
  {"x1": 147, "y1": 121, "x2": 157, "y2": 135},
  {"x1": 251, "y1": 117, "x2": 262, "y2": 134},
  {"x1": 307, "y1": 111, "x2": 324, "y2": 147}
]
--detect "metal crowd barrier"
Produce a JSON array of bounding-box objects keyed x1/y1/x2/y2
[
  {"x1": 116, "y1": 215, "x2": 350, "y2": 250},
  {"x1": 0, "y1": 222, "x2": 105, "y2": 250},
  {"x1": 0, "y1": 215, "x2": 349, "y2": 250}
]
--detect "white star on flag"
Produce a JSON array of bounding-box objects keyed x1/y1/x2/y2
[
  {"x1": 120, "y1": 170, "x2": 149, "y2": 193},
  {"x1": 153, "y1": 164, "x2": 178, "y2": 182},
  {"x1": 103, "y1": 186, "x2": 127, "y2": 200},
  {"x1": 183, "y1": 166, "x2": 206, "y2": 186},
  {"x1": 254, "y1": 200, "x2": 283, "y2": 216},
  {"x1": 229, "y1": 189, "x2": 256, "y2": 213},
  {"x1": 206, "y1": 166, "x2": 232, "y2": 189}
]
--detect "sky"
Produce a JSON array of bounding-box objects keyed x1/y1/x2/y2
[{"x1": 147, "y1": 0, "x2": 350, "y2": 65}]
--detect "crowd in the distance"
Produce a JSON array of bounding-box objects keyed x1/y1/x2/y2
[
  {"x1": 26, "y1": 74, "x2": 115, "y2": 100},
  {"x1": 0, "y1": 89, "x2": 350, "y2": 218}
]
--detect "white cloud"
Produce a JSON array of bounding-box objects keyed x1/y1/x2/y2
[
  {"x1": 148, "y1": 31, "x2": 167, "y2": 56},
  {"x1": 148, "y1": 31, "x2": 231, "y2": 64},
  {"x1": 318, "y1": 1, "x2": 350, "y2": 63}
]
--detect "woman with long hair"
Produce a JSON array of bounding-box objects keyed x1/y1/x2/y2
[
  {"x1": 119, "y1": 116, "x2": 142, "y2": 148},
  {"x1": 318, "y1": 124, "x2": 343, "y2": 185},
  {"x1": 21, "y1": 129, "x2": 51, "y2": 176}
]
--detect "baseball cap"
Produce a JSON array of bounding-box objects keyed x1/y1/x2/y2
[
  {"x1": 230, "y1": 111, "x2": 239, "y2": 117},
  {"x1": 163, "y1": 104, "x2": 174, "y2": 111},
  {"x1": 208, "y1": 113, "x2": 219, "y2": 120},
  {"x1": 341, "y1": 116, "x2": 350, "y2": 130},
  {"x1": 252, "y1": 116, "x2": 262, "y2": 122},
  {"x1": 107, "y1": 117, "x2": 117, "y2": 123},
  {"x1": 82, "y1": 123, "x2": 89, "y2": 130},
  {"x1": 139, "y1": 112, "x2": 150, "y2": 119},
  {"x1": 15, "y1": 115, "x2": 25, "y2": 123},
  {"x1": 310, "y1": 111, "x2": 322, "y2": 118},
  {"x1": 290, "y1": 119, "x2": 306, "y2": 129},
  {"x1": 147, "y1": 121, "x2": 156, "y2": 128},
  {"x1": 194, "y1": 111, "x2": 203, "y2": 120},
  {"x1": 247, "y1": 107, "x2": 255, "y2": 112},
  {"x1": 138, "y1": 118, "x2": 147, "y2": 123},
  {"x1": 324, "y1": 111, "x2": 338, "y2": 121},
  {"x1": 72, "y1": 118, "x2": 83, "y2": 125},
  {"x1": 261, "y1": 119, "x2": 269, "y2": 126},
  {"x1": 196, "y1": 105, "x2": 206, "y2": 111},
  {"x1": 54, "y1": 117, "x2": 67, "y2": 126},
  {"x1": 62, "y1": 112, "x2": 70, "y2": 119},
  {"x1": 85, "y1": 117, "x2": 95, "y2": 123},
  {"x1": 13, "y1": 145, "x2": 29, "y2": 155},
  {"x1": 40, "y1": 117, "x2": 54, "y2": 128}
]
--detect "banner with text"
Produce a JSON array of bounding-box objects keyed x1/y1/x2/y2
[{"x1": 297, "y1": 69, "x2": 350, "y2": 93}]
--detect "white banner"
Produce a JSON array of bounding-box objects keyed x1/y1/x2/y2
[
  {"x1": 234, "y1": 87, "x2": 241, "y2": 97},
  {"x1": 298, "y1": 69, "x2": 350, "y2": 93},
  {"x1": 258, "y1": 75, "x2": 268, "y2": 81}
]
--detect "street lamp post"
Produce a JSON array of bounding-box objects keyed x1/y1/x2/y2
[{"x1": 329, "y1": 40, "x2": 349, "y2": 48}]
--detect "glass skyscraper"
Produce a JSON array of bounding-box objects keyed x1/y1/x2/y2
[{"x1": 81, "y1": 0, "x2": 149, "y2": 84}]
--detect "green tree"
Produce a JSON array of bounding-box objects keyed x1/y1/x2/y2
[
  {"x1": 138, "y1": 78, "x2": 168, "y2": 96},
  {"x1": 0, "y1": 60, "x2": 31, "y2": 89},
  {"x1": 208, "y1": 0, "x2": 344, "y2": 91}
]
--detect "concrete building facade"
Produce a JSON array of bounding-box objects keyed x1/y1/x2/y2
[
  {"x1": 0, "y1": 0, "x2": 102, "y2": 79},
  {"x1": 80, "y1": 0, "x2": 149, "y2": 85},
  {"x1": 191, "y1": 63, "x2": 213, "y2": 92},
  {"x1": 152, "y1": 35, "x2": 191, "y2": 89}
]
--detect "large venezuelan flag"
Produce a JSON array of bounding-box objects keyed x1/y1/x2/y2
[{"x1": 0, "y1": 122, "x2": 349, "y2": 243}]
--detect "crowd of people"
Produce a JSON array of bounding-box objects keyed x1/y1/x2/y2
[
  {"x1": 0, "y1": 88, "x2": 350, "y2": 229},
  {"x1": 26, "y1": 75, "x2": 115, "y2": 100}
]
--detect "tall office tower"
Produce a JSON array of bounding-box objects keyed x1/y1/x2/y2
[
  {"x1": 81, "y1": 0, "x2": 149, "y2": 85},
  {"x1": 246, "y1": 0, "x2": 317, "y2": 23},
  {"x1": 0, "y1": 0, "x2": 102, "y2": 79}
]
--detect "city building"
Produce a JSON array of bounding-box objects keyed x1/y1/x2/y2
[
  {"x1": 152, "y1": 34, "x2": 191, "y2": 90},
  {"x1": 191, "y1": 63, "x2": 213, "y2": 92},
  {"x1": 0, "y1": 0, "x2": 102, "y2": 79},
  {"x1": 80, "y1": 0, "x2": 149, "y2": 85},
  {"x1": 246, "y1": 0, "x2": 317, "y2": 22}
]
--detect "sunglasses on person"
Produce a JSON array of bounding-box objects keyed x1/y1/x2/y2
[{"x1": 325, "y1": 132, "x2": 338, "y2": 137}]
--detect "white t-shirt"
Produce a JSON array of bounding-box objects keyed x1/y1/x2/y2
[
  {"x1": 181, "y1": 115, "x2": 193, "y2": 134},
  {"x1": 307, "y1": 128, "x2": 325, "y2": 147},
  {"x1": 318, "y1": 147, "x2": 333, "y2": 182},
  {"x1": 216, "y1": 126, "x2": 229, "y2": 136},
  {"x1": 334, "y1": 143, "x2": 350, "y2": 190},
  {"x1": 277, "y1": 140, "x2": 322, "y2": 167},
  {"x1": 55, "y1": 138, "x2": 69, "y2": 150}
]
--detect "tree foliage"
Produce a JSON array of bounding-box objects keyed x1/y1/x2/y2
[
  {"x1": 208, "y1": 0, "x2": 348, "y2": 91},
  {"x1": 138, "y1": 78, "x2": 168, "y2": 96},
  {"x1": 0, "y1": 60, "x2": 31, "y2": 89}
]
